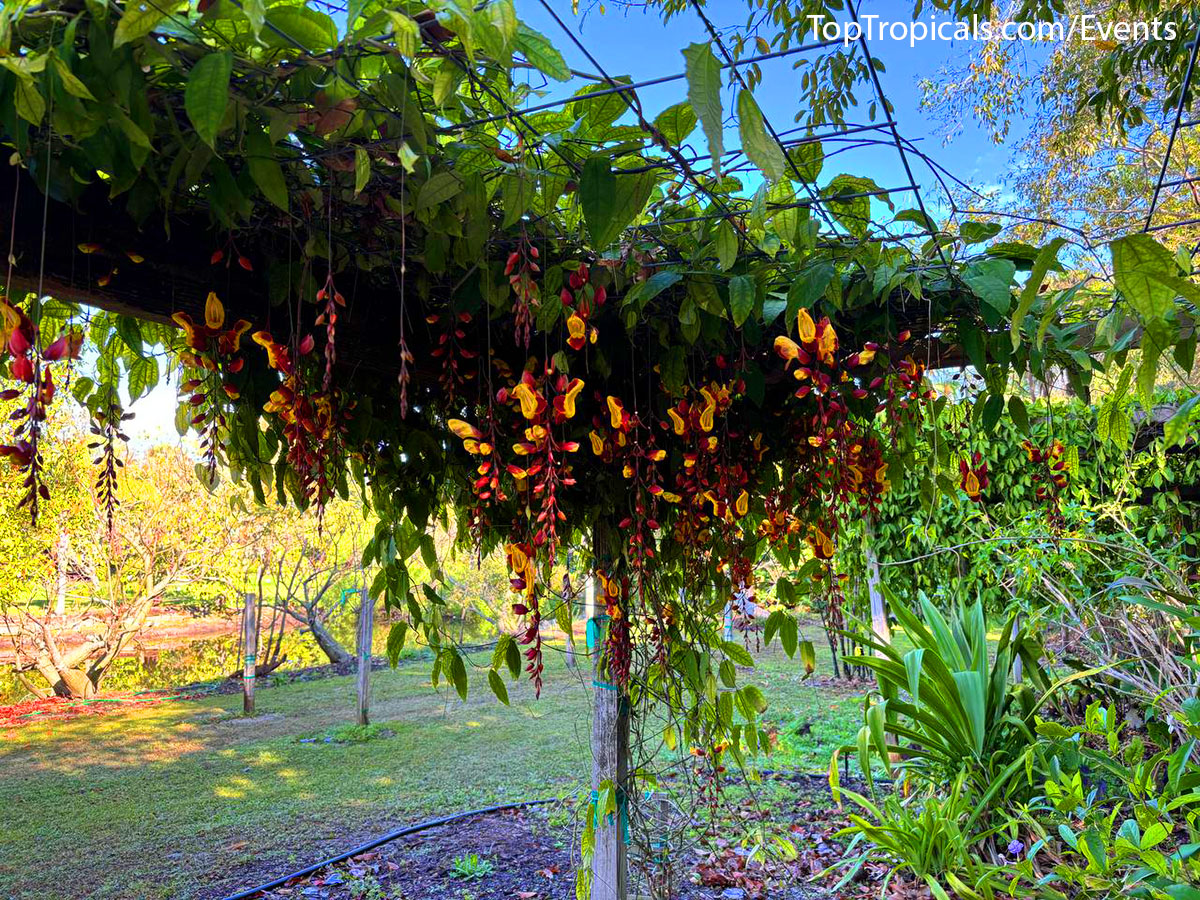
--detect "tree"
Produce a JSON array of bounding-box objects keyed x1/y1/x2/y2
[{"x1": 3, "y1": 447, "x2": 252, "y2": 698}]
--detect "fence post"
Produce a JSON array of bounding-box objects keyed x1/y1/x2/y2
[
  {"x1": 242, "y1": 592, "x2": 257, "y2": 716},
  {"x1": 357, "y1": 589, "x2": 374, "y2": 726}
]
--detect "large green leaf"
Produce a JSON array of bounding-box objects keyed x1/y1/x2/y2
[
  {"x1": 114, "y1": 1, "x2": 170, "y2": 47},
  {"x1": 962, "y1": 258, "x2": 1016, "y2": 314},
  {"x1": 185, "y1": 51, "x2": 232, "y2": 149},
  {"x1": 580, "y1": 157, "x2": 653, "y2": 248},
  {"x1": 415, "y1": 171, "x2": 462, "y2": 210},
  {"x1": 246, "y1": 127, "x2": 289, "y2": 211},
  {"x1": 653, "y1": 101, "x2": 697, "y2": 145},
  {"x1": 515, "y1": 24, "x2": 571, "y2": 82},
  {"x1": 1112, "y1": 233, "x2": 1177, "y2": 325},
  {"x1": 683, "y1": 42, "x2": 723, "y2": 175},
  {"x1": 1009, "y1": 237, "x2": 1064, "y2": 350},
  {"x1": 728, "y1": 274, "x2": 756, "y2": 326},
  {"x1": 786, "y1": 141, "x2": 823, "y2": 182},
  {"x1": 737, "y1": 89, "x2": 785, "y2": 182},
  {"x1": 263, "y1": 7, "x2": 338, "y2": 52},
  {"x1": 714, "y1": 219, "x2": 738, "y2": 271}
]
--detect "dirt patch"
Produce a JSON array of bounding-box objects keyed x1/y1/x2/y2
[{"x1": 206, "y1": 801, "x2": 835, "y2": 900}]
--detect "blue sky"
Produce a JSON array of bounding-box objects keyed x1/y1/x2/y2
[{"x1": 124, "y1": 0, "x2": 1026, "y2": 448}]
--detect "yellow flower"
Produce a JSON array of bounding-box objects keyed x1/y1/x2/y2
[
  {"x1": 511, "y1": 382, "x2": 541, "y2": 419},
  {"x1": 668, "y1": 408, "x2": 686, "y2": 435},
  {"x1": 699, "y1": 387, "x2": 716, "y2": 432},
  {"x1": 797, "y1": 307, "x2": 816, "y2": 343},
  {"x1": 589, "y1": 431, "x2": 605, "y2": 455},
  {"x1": 734, "y1": 490, "x2": 749, "y2": 517},
  {"x1": 204, "y1": 291, "x2": 225, "y2": 330}
]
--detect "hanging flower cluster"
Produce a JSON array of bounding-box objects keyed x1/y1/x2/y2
[
  {"x1": 505, "y1": 541, "x2": 545, "y2": 695},
  {"x1": 174, "y1": 292, "x2": 251, "y2": 477},
  {"x1": 1022, "y1": 438, "x2": 1070, "y2": 527},
  {"x1": 559, "y1": 262, "x2": 603, "y2": 351},
  {"x1": 88, "y1": 399, "x2": 132, "y2": 536},
  {"x1": 0, "y1": 300, "x2": 83, "y2": 523},
  {"x1": 597, "y1": 566, "x2": 632, "y2": 688},
  {"x1": 427, "y1": 310, "x2": 478, "y2": 403},
  {"x1": 252, "y1": 329, "x2": 348, "y2": 513},
  {"x1": 505, "y1": 232, "x2": 540, "y2": 348}
]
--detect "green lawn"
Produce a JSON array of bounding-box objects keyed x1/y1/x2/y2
[{"x1": 0, "y1": 633, "x2": 862, "y2": 900}]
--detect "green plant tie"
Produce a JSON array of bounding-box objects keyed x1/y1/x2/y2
[{"x1": 589, "y1": 788, "x2": 630, "y2": 846}]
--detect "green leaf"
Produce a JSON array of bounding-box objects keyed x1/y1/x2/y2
[
  {"x1": 13, "y1": 78, "x2": 44, "y2": 125},
  {"x1": 50, "y1": 55, "x2": 96, "y2": 101},
  {"x1": 580, "y1": 157, "x2": 652, "y2": 248},
  {"x1": 729, "y1": 274, "x2": 756, "y2": 327},
  {"x1": 386, "y1": 622, "x2": 408, "y2": 666},
  {"x1": 263, "y1": 7, "x2": 338, "y2": 52},
  {"x1": 242, "y1": 0, "x2": 266, "y2": 41},
  {"x1": 580, "y1": 156, "x2": 616, "y2": 245},
  {"x1": 737, "y1": 89, "x2": 785, "y2": 182},
  {"x1": 1010, "y1": 237, "x2": 1064, "y2": 351},
  {"x1": 683, "y1": 42, "x2": 723, "y2": 175},
  {"x1": 722, "y1": 640, "x2": 754, "y2": 667},
  {"x1": 1165, "y1": 395, "x2": 1200, "y2": 448},
  {"x1": 246, "y1": 128, "x2": 289, "y2": 211},
  {"x1": 387, "y1": 11, "x2": 422, "y2": 58},
  {"x1": 1007, "y1": 394, "x2": 1030, "y2": 435},
  {"x1": 786, "y1": 141, "x2": 823, "y2": 182},
  {"x1": 823, "y1": 175, "x2": 889, "y2": 239},
  {"x1": 714, "y1": 219, "x2": 738, "y2": 271},
  {"x1": 625, "y1": 269, "x2": 681, "y2": 308},
  {"x1": 447, "y1": 651, "x2": 468, "y2": 701},
  {"x1": 488, "y1": 668, "x2": 510, "y2": 705},
  {"x1": 185, "y1": 51, "x2": 233, "y2": 149},
  {"x1": 515, "y1": 24, "x2": 571, "y2": 82},
  {"x1": 1112, "y1": 233, "x2": 1177, "y2": 325},
  {"x1": 962, "y1": 258, "x2": 1016, "y2": 314},
  {"x1": 653, "y1": 101, "x2": 697, "y2": 145},
  {"x1": 114, "y1": 1, "x2": 170, "y2": 47},
  {"x1": 354, "y1": 147, "x2": 370, "y2": 196},
  {"x1": 126, "y1": 356, "x2": 158, "y2": 401},
  {"x1": 960, "y1": 221, "x2": 1002, "y2": 244},
  {"x1": 415, "y1": 171, "x2": 462, "y2": 210}
]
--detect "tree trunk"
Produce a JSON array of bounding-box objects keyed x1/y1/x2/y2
[{"x1": 310, "y1": 617, "x2": 354, "y2": 667}]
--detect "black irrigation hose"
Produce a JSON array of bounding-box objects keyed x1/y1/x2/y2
[{"x1": 217, "y1": 798, "x2": 554, "y2": 900}]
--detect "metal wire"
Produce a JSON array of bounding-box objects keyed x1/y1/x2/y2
[{"x1": 1145, "y1": 20, "x2": 1200, "y2": 232}]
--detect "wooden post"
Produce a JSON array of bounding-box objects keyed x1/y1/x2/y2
[
  {"x1": 54, "y1": 531, "x2": 69, "y2": 617},
  {"x1": 242, "y1": 592, "x2": 257, "y2": 716},
  {"x1": 590, "y1": 522, "x2": 629, "y2": 900},
  {"x1": 863, "y1": 514, "x2": 890, "y2": 653},
  {"x1": 357, "y1": 589, "x2": 374, "y2": 726},
  {"x1": 565, "y1": 548, "x2": 579, "y2": 670}
]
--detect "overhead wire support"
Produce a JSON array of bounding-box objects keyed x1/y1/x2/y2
[
  {"x1": 533, "y1": 0, "x2": 768, "y2": 253},
  {"x1": 1144, "y1": 19, "x2": 1200, "y2": 232},
  {"x1": 445, "y1": 38, "x2": 844, "y2": 133},
  {"x1": 845, "y1": 0, "x2": 953, "y2": 273},
  {"x1": 686, "y1": 0, "x2": 842, "y2": 236}
]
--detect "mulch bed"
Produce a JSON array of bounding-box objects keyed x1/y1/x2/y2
[{"x1": 216, "y1": 777, "x2": 936, "y2": 900}]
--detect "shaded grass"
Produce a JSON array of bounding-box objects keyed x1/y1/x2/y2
[{"x1": 0, "y1": 631, "x2": 862, "y2": 900}]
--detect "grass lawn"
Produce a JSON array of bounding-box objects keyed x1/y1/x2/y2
[{"x1": 0, "y1": 630, "x2": 863, "y2": 900}]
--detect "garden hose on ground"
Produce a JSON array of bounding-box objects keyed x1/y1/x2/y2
[{"x1": 217, "y1": 798, "x2": 555, "y2": 900}]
